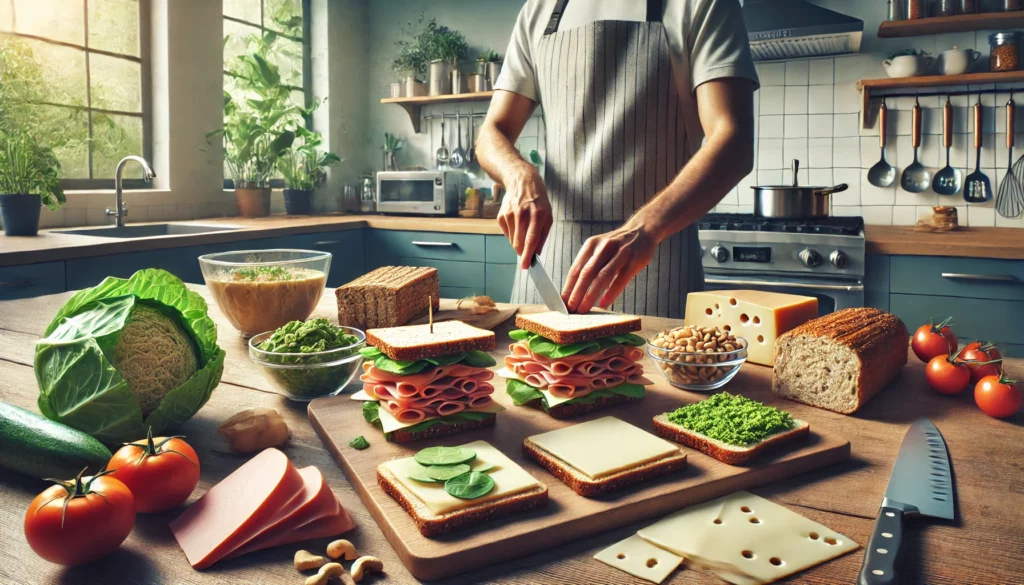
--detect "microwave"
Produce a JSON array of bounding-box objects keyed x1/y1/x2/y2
[{"x1": 376, "y1": 171, "x2": 470, "y2": 216}]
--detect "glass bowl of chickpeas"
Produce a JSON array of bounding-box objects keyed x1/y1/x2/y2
[{"x1": 647, "y1": 325, "x2": 747, "y2": 392}]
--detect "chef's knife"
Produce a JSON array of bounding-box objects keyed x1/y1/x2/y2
[
  {"x1": 858, "y1": 418, "x2": 955, "y2": 585},
  {"x1": 527, "y1": 254, "x2": 569, "y2": 314}
]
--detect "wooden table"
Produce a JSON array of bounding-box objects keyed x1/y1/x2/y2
[{"x1": 1, "y1": 287, "x2": 1021, "y2": 585}]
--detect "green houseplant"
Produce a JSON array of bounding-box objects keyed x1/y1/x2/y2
[
  {"x1": 382, "y1": 133, "x2": 403, "y2": 171},
  {"x1": 419, "y1": 19, "x2": 468, "y2": 96},
  {"x1": 277, "y1": 126, "x2": 341, "y2": 215}
]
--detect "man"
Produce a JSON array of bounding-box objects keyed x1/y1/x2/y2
[{"x1": 476, "y1": 0, "x2": 757, "y2": 317}]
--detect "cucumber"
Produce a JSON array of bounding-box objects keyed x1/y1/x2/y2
[{"x1": 0, "y1": 402, "x2": 113, "y2": 479}]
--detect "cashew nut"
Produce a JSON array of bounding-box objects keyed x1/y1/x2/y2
[
  {"x1": 294, "y1": 549, "x2": 327, "y2": 572},
  {"x1": 326, "y1": 538, "x2": 358, "y2": 561},
  {"x1": 304, "y1": 562, "x2": 345, "y2": 585},
  {"x1": 351, "y1": 556, "x2": 384, "y2": 583}
]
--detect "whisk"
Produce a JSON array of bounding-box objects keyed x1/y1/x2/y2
[{"x1": 997, "y1": 98, "x2": 1024, "y2": 218}]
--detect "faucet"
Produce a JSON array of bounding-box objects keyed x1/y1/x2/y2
[{"x1": 106, "y1": 156, "x2": 156, "y2": 228}]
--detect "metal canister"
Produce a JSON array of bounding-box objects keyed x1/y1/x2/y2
[
  {"x1": 451, "y1": 69, "x2": 466, "y2": 95},
  {"x1": 468, "y1": 73, "x2": 488, "y2": 92},
  {"x1": 429, "y1": 60, "x2": 451, "y2": 96},
  {"x1": 389, "y1": 83, "x2": 403, "y2": 98},
  {"x1": 486, "y1": 61, "x2": 502, "y2": 88}
]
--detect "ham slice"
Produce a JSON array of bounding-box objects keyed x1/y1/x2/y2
[
  {"x1": 505, "y1": 341, "x2": 652, "y2": 399},
  {"x1": 170, "y1": 448, "x2": 304, "y2": 569},
  {"x1": 360, "y1": 362, "x2": 495, "y2": 422},
  {"x1": 237, "y1": 501, "x2": 355, "y2": 553}
]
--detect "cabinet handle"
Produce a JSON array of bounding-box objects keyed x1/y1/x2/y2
[
  {"x1": 703, "y1": 278, "x2": 864, "y2": 292},
  {"x1": 0, "y1": 278, "x2": 44, "y2": 289},
  {"x1": 941, "y1": 272, "x2": 1019, "y2": 283},
  {"x1": 412, "y1": 241, "x2": 456, "y2": 248},
  {"x1": 313, "y1": 240, "x2": 343, "y2": 246}
]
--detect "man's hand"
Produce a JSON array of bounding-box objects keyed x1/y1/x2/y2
[
  {"x1": 498, "y1": 173, "x2": 553, "y2": 269},
  {"x1": 561, "y1": 223, "x2": 658, "y2": 314}
]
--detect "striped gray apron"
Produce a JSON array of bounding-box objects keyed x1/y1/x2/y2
[{"x1": 509, "y1": 0, "x2": 703, "y2": 318}]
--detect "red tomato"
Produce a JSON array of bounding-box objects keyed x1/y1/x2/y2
[
  {"x1": 926, "y1": 353, "x2": 971, "y2": 395},
  {"x1": 107, "y1": 429, "x2": 200, "y2": 513},
  {"x1": 912, "y1": 318, "x2": 957, "y2": 363},
  {"x1": 975, "y1": 374, "x2": 1022, "y2": 419},
  {"x1": 24, "y1": 471, "x2": 135, "y2": 565},
  {"x1": 959, "y1": 347, "x2": 1002, "y2": 385}
]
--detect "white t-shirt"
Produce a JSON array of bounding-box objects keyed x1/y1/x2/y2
[{"x1": 496, "y1": 0, "x2": 759, "y2": 104}]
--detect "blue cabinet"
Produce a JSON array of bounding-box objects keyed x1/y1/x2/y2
[{"x1": 0, "y1": 261, "x2": 65, "y2": 300}]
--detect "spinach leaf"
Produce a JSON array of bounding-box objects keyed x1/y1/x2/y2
[
  {"x1": 362, "y1": 400, "x2": 381, "y2": 425},
  {"x1": 462, "y1": 350, "x2": 497, "y2": 368},
  {"x1": 505, "y1": 378, "x2": 544, "y2": 406}
]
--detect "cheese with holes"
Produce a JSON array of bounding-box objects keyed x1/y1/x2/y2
[
  {"x1": 637, "y1": 491, "x2": 858, "y2": 585},
  {"x1": 594, "y1": 535, "x2": 685, "y2": 584},
  {"x1": 379, "y1": 441, "x2": 542, "y2": 515},
  {"x1": 526, "y1": 417, "x2": 681, "y2": 480},
  {"x1": 684, "y1": 290, "x2": 818, "y2": 366}
]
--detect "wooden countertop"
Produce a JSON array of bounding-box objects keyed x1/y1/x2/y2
[
  {"x1": 0, "y1": 287, "x2": 1021, "y2": 585},
  {"x1": 2, "y1": 215, "x2": 1021, "y2": 267}
]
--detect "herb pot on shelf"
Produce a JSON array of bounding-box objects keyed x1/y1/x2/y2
[
  {"x1": 234, "y1": 185, "x2": 272, "y2": 218},
  {"x1": 486, "y1": 61, "x2": 502, "y2": 88},
  {"x1": 0, "y1": 193, "x2": 42, "y2": 236},
  {"x1": 283, "y1": 188, "x2": 313, "y2": 215},
  {"x1": 429, "y1": 60, "x2": 451, "y2": 96},
  {"x1": 406, "y1": 78, "x2": 428, "y2": 97}
]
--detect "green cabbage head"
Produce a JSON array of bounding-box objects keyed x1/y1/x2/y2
[{"x1": 35, "y1": 269, "x2": 226, "y2": 444}]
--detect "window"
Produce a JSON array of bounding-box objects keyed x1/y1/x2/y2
[
  {"x1": 222, "y1": 0, "x2": 310, "y2": 188},
  {"x1": 0, "y1": 0, "x2": 151, "y2": 188}
]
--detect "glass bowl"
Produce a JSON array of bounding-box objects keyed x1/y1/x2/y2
[
  {"x1": 647, "y1": 336, "x2": 748, "y2": 392},
  {"x1": 199, "y1": 249, "x2": 331, "y2": 337},
  {"x1": 248, "y1": 327, "x2": 365, "y2": 401}
]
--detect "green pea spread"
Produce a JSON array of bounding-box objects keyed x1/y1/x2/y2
[{"x1": 666, "y1": 392, "x2": 795, "y2": 447}]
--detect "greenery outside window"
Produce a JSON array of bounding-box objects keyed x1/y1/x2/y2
[
  {"x1": 222, "y1": 0, "x2": 310, "y2": 189},
  {"x1": 0, "y1": 0, "x2": 152, "y2": 189}
]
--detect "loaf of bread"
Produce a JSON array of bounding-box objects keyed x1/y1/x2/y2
[
  {"x1": 771, "y1": 308, "x2": 908, "y2": 414},
  {"x1": 335, "y1": 266, "x2": 439, "y2": 329}
]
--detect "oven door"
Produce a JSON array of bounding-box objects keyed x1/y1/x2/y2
[{"x1": 702, "y1": 270, "x2": 864, "y2": 316}]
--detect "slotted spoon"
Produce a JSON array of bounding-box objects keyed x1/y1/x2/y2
[
  {"x1": 996, "y1": 98, "x2": 1024, "y2": 218},
  {"x1": 964, "y1": 100, "x2": 993, "y2": 204},
  {"x1": 933, "y1": 96, "x2": 962, "y2": 196},
  {"x1": 900, "y1": 98, "x2": 931, "y2": 193}
]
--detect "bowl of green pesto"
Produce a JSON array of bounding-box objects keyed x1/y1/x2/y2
[{"x1": 249, "y1": 319, "x2": 365, "y2": 401}]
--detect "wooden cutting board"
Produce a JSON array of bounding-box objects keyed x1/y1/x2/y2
[
  {"x1": 408, "y1": 298, "x2": 518, "y2": 331},
  {"x1": 308, "y1": 369, "x2": 850, "y2": 580}
]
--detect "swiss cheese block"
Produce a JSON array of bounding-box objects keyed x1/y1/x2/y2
[
  {"x1": 637, "y1": 491, "x2": 858, "y2": 585},
  {"x1": 379, "y1": 440, "x2": 542, "y2": 515},
  {"x1": 594, "y1": 535, "x2": 685, "y2": 584},
  {"x1": 684, "y1": 290, "x2": 818, "y2": 366},
  {"x1": 526, "y1": 417, "x2": 681, "y2": 480}
]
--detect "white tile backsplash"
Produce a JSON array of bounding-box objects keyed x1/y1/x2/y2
[
  {"x1": 785, "y1": 61, "x2": 809, "y2": 86},
  {"x1": 808, "y1": 59, "x2": 834, "y2": 86},
  {"x1": 759, "y1": 86, "x2": 785, "y2": 115},
  {"x1": 761, "y1": 115, "x2": 784, "y2": 139},
  {"x1": 809, "y1": 114, "x2": 833, "y2": 138},
  {"x1": 756, "y1": 62, "x2": 786, "y2": 87},
  {"x1": 808, "y1": 85, "x2": 834, "y2": 115},
  {"x1": 784, "y1": 86, "x2": 808, "y2": 115},
  {"x1": 784, "y1": 115, "x2": 808, "y2": 139},
  {"x1": 808, "y1": 138, "x2": 833, "y2": 169}
]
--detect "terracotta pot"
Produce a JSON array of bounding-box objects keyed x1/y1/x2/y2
[
  {"x1": 0, "y1": 193, "x2": 42, "y2": 236},
  {"x1": 235, "y1": 186, "x2": 272, "y2": 217}
]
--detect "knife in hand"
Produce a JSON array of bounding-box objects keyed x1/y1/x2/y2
[
  {"x1": 858, "y1": 418, "x2": 955, "y2": 585},
  {"x1": 527, "y1": 254, "x2": 569, "y2": 315}
]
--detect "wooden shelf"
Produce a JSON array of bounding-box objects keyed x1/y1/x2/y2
[
  {"x1": 381, "y1": 91, "x2": 495, "y2": 133},
  {"x1": 878, "y1": 11, "x2": 1024, "y2": 38},
  {"x1": 857, "y1": 71, "x2": 1024, "y2": 126}
]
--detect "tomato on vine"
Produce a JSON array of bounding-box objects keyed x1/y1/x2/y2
[
  {"x1": 107, "y1": 428, "x2": 200, "y2": 514},
  {"x1": 926, "y1": 346, "x2": 973, "y2": 395},
  {"x1": 975, "y1": 373, "x2": 1021, "y2": 419},
  {"x1": 912, "y1": 317, "x2": 957, "y2": 363},
  {"x1": 959, "y1": 344, "x2": 1002, "y2": 385}
]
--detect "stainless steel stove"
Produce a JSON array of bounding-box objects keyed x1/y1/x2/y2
[{"x1": 697, "y1": 213, "x2": 866, "y2": 314}]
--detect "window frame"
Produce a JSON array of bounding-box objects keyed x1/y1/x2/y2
[
  {"x1": 221, "y1": 0, "x2": 312, "y2": 190},
  {"x1": 2, "y1": 0, "x2": 153, "y2": 190}
]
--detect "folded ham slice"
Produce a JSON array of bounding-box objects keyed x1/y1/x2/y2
[
  {"x1": 504, "y1": 341, "x2": 652, "y2": 399},
  {"x1": 360, "y1": 362, "x2": 496, "y2": 422}
]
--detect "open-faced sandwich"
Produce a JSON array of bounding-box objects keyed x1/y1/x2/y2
[
  {"x1": 652, "y1": 392, "x2": 809, "y2": 465},
  {"x1": 498, "y1": 311, "x2": 652, "y2": 418},
  {"x1": 352, "y1": 321, "x2": 501, "y2": 443}
]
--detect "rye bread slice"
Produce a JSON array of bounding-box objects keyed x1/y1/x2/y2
[
  {"x1": 651, "y1": 414, "x2": 811, "y2": 465},
  {"x1": 366, "y1": 320, "x2": 496, "y2": 361},
  {"x1": 336, "y1": 266, "x2": 439, "y2": 329},
  {"x1": 515, "y1": 311, "x2": 641, "y2": 345},
  {"x1": 521, "y1": 438, "x2": 687, "y2": 497},
  {"x1": 520, "y1": 392, "x2": 642, "y2": 419},
  {"x1": 377, "y1": 466, "x2": 548, "y2": 537},
  {"x1": 382, "y1": 413, "x2": 497, "y2": 444}
]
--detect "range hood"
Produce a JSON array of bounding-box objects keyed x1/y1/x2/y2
[{"x1": 742, "y1": 0, "x2": 863, "y2": 61}]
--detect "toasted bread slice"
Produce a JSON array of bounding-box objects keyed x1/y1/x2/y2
[
  {"x1": 377, "y1": 466, "x2": 548, "y2": 537},
  {"x1": 515, "y1": 311, "x2": 641, "y2": 345},
  {"x1": 366, "y1": 320, "x2": 496, "y2": 361},
  {"x1": 522, "y1": 438, "x2": 687, "y2": 497},
  {"x1": 651, "y1": 414, "x2": 811, "y2": 465},
  {"x1": 520, "y1": 392, "x2": 642, "y2": 419},
  {"x1": 382, "y1": 413, "x2": 497, "y2": 444}
]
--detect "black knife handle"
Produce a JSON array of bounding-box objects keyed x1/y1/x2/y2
[{"x1": 858, "y1": 506, "x2": 904, "y2": 585}]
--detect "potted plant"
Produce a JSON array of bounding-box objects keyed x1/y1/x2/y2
[
  {"x1": 0, "y1": 131, "x2": 65, "y2": 236},
  {"x1": 382, "y1": 133, "x2": 403, "y2": 172},
  {"x1": 420, "y1": 19, "x2": 468, "y2": 96},
  {"x1": 482, "y1": 49, "x2": 502, "y2": 88},
  {"x1": 214, "y1": 32, "x2": 298, "y2": 217},
  {"x1": 392, "y1": 16, "x2": 429, "y2": 97},
  {"x1": 277, "y1": 126, "x2": 340, "y2": 215}
]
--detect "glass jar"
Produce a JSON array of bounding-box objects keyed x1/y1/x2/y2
[
  {"x1": 934, "y1": 0, "x2": 957, "y2": 16},
  {"x1": 990, "y1": 32, "x2": 1021, "y2": 72},
  {"x1": 960, "y1": 0, "x2": 977, "y2": 12},
  {"x1": 907, "y1": 0, "x2": 927, "y2": 18}
]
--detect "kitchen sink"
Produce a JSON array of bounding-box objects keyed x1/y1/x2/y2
[{"x1": 54, "y1": 223, "x2": 242, "y2": 238}]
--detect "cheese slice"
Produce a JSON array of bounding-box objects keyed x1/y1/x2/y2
[
  {"x1": 375, "y1": 401, "x2": 504, "y2": 434},
  {"x1": 527, "y1": 417, "x2": 681, "y2": 480},
  {"x1": 497, "y1": 367, "x2": 578, "y2": 408},
  {"x1": 684, "y1": 290, "x2": 818, "y2": 366},
  {"x1": 351, "y1": 389, "x2": 374, "y2": 401},
  {"x1": 594, "y1": 535, "x2": 685, "y2": 584},
  {"x1": 379, "y1": 440, "x2": 543, "y2": 515},
  {"x1": 637, "y1": 491, "x2": 859, "y2": 585}
]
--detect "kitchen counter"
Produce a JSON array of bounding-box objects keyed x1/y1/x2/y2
[
  {"x1": 2, "y1": 215, "x2": 1022, "y2": 267},
  {"x1": 0, "y1": 287, "x2": 1021, "y2": 584}
]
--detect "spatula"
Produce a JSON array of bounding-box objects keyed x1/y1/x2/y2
[{"x1": 964, "y1": 100, "x2": 993, "y2": 203}]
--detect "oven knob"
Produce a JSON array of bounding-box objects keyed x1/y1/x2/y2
[
  {"x1": 710, "y1": 245, "x2": 729, "y2": 262},
  {"x1": 829, "y1": 250, "x2": 848, "y2": 268},
  {"x1": 799, "y1": 248, "x2": 821, "y2": 268}
]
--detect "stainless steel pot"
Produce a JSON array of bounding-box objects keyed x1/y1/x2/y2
[{"x1": 751, "y1": 160, "x2": 848, "y2": 218}]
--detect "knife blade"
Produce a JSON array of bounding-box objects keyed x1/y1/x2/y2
[
  {"x1": 858, "y1": 418, "x2": 955, "y2": 585},
  {"x1": 527, "y1": 254, "x2": 569, "y2": 314}
]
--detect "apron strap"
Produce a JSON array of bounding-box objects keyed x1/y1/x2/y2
[
  {"x1": 647, "y1": 0, "x2": 663, "y2": 22},
  {"x1": 545, "y1": 0, "x2": 662, "y2": 35}
]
